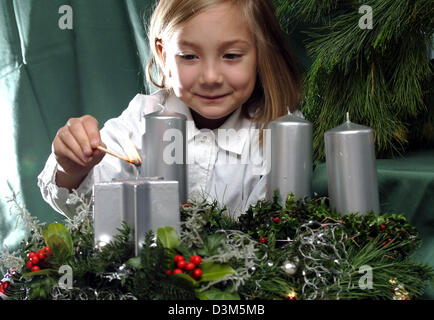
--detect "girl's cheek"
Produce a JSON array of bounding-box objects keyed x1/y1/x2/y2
[
  {"x1": 226, "y1": 65, "x2": 255, "y2": 88},
  {"x1": 176, "y1": 65, "x2": 198, "y2": 88}
]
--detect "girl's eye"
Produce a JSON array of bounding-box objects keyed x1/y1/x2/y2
[
  {"x1": 179, "y1": 54, "x2": 197, "y2": 60},
  {"x1": 224, "y1": 53, "x2": 242, "y2": 60}
]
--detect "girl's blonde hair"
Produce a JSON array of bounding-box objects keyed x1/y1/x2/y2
[{"x1": 146, "y1": 0, "x2": 301, "y2": 136}]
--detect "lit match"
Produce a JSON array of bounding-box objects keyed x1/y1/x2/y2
[{"x1": 97, "y1": 143, "x2": 142, "y2": 166}]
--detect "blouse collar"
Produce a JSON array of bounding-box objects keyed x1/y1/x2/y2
[{"x1": 163, "y1": 91, "x2": 250, "y2": 156}]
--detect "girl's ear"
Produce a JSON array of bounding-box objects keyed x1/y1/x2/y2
[
  {"x1": 155, "y1": 39, "x2": 171, "y2": 79},
  {"x1": 155, "y1": 39, "x2": 166, "y2": 67}
]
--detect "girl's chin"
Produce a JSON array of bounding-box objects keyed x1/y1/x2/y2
[
  {"x1": 200, "y1": 112, "x2": 227, "y2": 120},
  {"x1": 194, "y1": 109, "x2": 233, "y2": 120}
]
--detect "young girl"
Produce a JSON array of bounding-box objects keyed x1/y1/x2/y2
[{"x1": 38, "y1": 0, "x2": 301, "y2": 218}]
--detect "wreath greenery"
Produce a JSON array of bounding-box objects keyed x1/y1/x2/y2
[{"x1": 1, "y1": 191, "x2": 432, "y2": 300}]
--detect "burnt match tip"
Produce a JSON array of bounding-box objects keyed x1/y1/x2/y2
[{"x1": 130, "y1": 160, "x2": 141, "y2": 167}]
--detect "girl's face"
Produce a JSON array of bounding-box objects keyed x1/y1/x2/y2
[{"x1": 159, "y1": 3, "x2": 257, "y2": 123}]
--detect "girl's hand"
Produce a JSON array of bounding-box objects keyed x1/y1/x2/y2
[{"x1": 52, "y1": 115, "x2": 106, "y2": 190}]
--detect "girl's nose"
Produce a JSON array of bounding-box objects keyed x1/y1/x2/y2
[{"x1": 199, "y1": 62, "x2": 223, "y2": 85}]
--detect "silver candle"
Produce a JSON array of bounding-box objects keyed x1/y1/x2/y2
[
  {"x1": 324, "y1": 114, "x2": 380, "y2": 215},
  {"x1": 142, "y1": 106, "x2": 187, "y2": 204},
  {"x1": 267, "y1": 114, "x2": 312, "y2": 203},
  {"x1": 93, "y1": 177, "x2": 180, "y2": 255}
]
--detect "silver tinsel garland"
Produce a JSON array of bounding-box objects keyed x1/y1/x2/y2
[
  {"x1": 199, "y1": 230, "x2": 267, "y2": 292},
  {"x1": 295, "y1": 221, "x2": 352, "y2": 300}
]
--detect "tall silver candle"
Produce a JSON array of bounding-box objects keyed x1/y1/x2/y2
[
  {"x1": 324, "y1": 114, "x2": 380, "y2": 215},
  {"x1": 142, "y1": 106, "x2": 187, "y2": 204},
  {"x1": 267, "y1": 114, "x2": 312, "y2": 203},
  {"x1": 93, "y1": 178, "x2": 180, "y2": 255}
]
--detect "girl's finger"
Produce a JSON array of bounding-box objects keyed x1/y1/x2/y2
[
  {"x1": 66, "y1": 118, "x2": 93, "y2": 157},
  {"x1": 54, "y1": 133, "x2": 88, "y2": 167},
  {"x1": 57, "y1": 127, "x2": 91, "y2": 165},
  {"x1": 81, "y1": 115, "x2": 102, "y2": 149}
]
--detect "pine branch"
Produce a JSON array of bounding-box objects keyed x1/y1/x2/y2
[{"x1": 275, "y1": 0, "x2": 434, "y2": 160}]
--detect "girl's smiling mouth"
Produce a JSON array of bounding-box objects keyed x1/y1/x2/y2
[{"x1": 195, "y1": 93, "x2": 231, "y2": 101}]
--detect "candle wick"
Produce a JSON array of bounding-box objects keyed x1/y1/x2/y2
[
  {"x1": 346, "y1": 112, "x2": 350, "y2": 123},
  {"x1": 134, "y1": 164, "x2": 141, "y2": 180}
]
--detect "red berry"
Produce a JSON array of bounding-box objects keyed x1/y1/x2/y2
[
  {"x1": 380, "y1": 224, "x2": 386, "y2": 230},
  {"x1": 173, "y1": 268, "x2": 183, "y2": 275},
  {"x1": 174, "y1": 254, "x2": 184, "y2": 263},
  {"x1": 289, "y1": 212, "x2": 295, "y2": 217},
  {"x1": 165, "y1": 270, "x2": 173, "y2": 276},
  {"x1": 193, "y1": 268, "x2": 202, "y2": 279},
  {"x1": 260, "y1": 237, "x2": 266, "y2": 243},
  {"x1": 30, "y1": 256, "x2": 39, "y2": 265},
  {"x1": 27, "y1": 252, "x2": 36, "y2": 259},
  {"x1": 37, "y1": 252, "x2": 45, "y2": 261},
  {"x1": 26, "y1": 260, "x2": 33, "y2": 270},
  {"x1": 274, "y1": 217, "x2": 280, "y2": 223},
  {"x1": 183, "y1": 203, "x2": 191, "y2": 207},
  {"x1": 189, "y1": 255, "x2": 202, "y2": 266},
  {"x1": 177, "y1": 260, "x2": 187, "y2": 269},
  {"x1": 388, "y1": 238, "x2": 392, "y2": 243},
  {"x1": 382, "y1": 241, "x2": 387, "y2": 246},
  {"x1": 44, "y1": 246, "x2": 51, "y2": 253},
  {"x1": 31, "y1": 266, "x2": 40, "y2": 272},
  {"x1": 185, "y1": 262, "x2": 196, "y2": 271}
]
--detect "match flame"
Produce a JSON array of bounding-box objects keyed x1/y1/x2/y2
[{"x1": 123, "y1": 137, "x2": 143, "y2": 165}]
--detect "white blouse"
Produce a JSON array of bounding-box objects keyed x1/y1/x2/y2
[{"x1": 38, "y1": 90, "x2": 302, "y2": 219}]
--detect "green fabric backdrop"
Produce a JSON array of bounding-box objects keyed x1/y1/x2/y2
[{"x1": 0, "y1": 0, "x2": 433, "y2": 298}]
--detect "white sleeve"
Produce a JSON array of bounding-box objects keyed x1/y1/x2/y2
[{"x1": 37, "y1": 153, "x2": 94, "y2": 219}]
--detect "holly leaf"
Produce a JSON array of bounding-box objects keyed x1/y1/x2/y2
[
  {"x1": 173, "y1": 272, "x2": 199, "y2": 288},
  {"x1": 198, "y1": 262, "x2": 234, "y2": 282},
  {"x1": 157, "y1": 226, "x2": 180, "y2": 249},
  {"x1": 42, "y1": 223, "x2": 73, "y2": 264},
  {"x1": 195, "y1": 287, "x2": 240, "y2": 300},
  {"x1": 200, "y1": 234, "x2": 225, "y2": 256}
]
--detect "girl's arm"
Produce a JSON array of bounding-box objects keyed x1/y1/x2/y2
[{"x1": 38, "y1": 92, "x2": 164, "y2": 218}]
